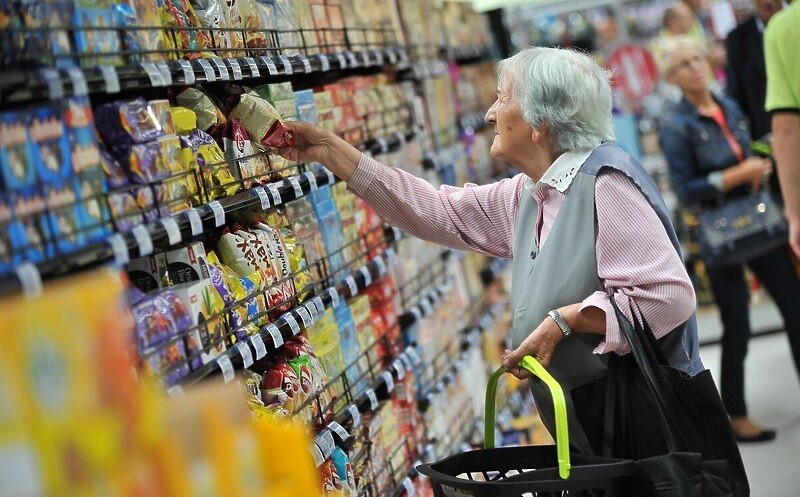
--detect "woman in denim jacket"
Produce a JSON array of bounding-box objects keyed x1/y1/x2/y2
[{"x1": 658, "y1": 36, "x2": 800, "y2": 443}]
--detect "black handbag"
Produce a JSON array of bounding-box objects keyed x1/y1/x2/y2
[
  {"x1": 697, "y1": 189, "x2": 787, "y2": 266},
  {"x1": 603, "y1": 298, "x2": 749, "y2": 497}
]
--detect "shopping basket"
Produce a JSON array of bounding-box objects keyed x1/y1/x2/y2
[{"x1": 416, "y1": 356, "x2": 635, "y2": 497}]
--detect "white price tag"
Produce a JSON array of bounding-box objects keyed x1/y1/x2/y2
[
  {"x1": 376, "y1": 136, "x2": 388, "y2": 154},
  {"x1": 392, "y1": 131, "x2": 406, "y2": 147},
  {"x1": 160, "y1": 216, "x2": 182, "y2": 246},
  {"x1": 420, "y1": 298, "x2": 433, "y2": 317},
  {"x1": 208, "y1": 200, "x2": 225, "y2": 227},
  {"x1": 358, "y1": 266, "x2": 372, "y2": 287},
  {"x1": 155, "y1": 61, "x2": 173, "y2": 86},
  {"x1": 303, "y1": 171, "x2": 318, "y2": 191},
  {"x1": 131, "y1": 225, "x2": 153, "y2": 256},
  {"x1": 322, "y1": 167, "x2": 335, "y2": 185},
  {"x1": 262, "y1": 56, "x2": 278, "y2": 75},
  {"x1": 186, "y1": 208, "x2": 203, "y2": 236},
  {"x1": 387, "y1": 48, "x2": 398, "y2": 65},
  {"x1": 278, "y1": 55, "x2": 293, "y2": 74},
  {"x1": 265, "y1": 323, "x2": 283, "y2": 348},
  {"x1": 345, "y1": 275, "x2": 358, "y2": 296},
  {"x1": 253, "y1": 186, "x2": 270, "y2": 210},
  {"x1": 317, "y1": 430, "x2": 335, "y2": 457},
  {"x1": 381, "y1": 371, "x2": 394, "y2": 393},
  {"x1": 140, "y1": 62, "x2": 163, "y2": 86},
  {"x1": 304, "y1": 301, "x2": 319, "y2": 321},
  {"x1": 402, "y1": 477, "x2": 415, "y2": 496},
  {"x1": 288, "y1": 176, "x2": 303, "y2": 198},
  {"x1": 282, "y1": 313, "x2": 301, "y2": 335},
  {"x1": 65, "y1": 67, "x2": 88, "y2": 95},
  {"x1": 99, "y1": 65, "x2": 120, "y2": 93},
  {"x1": 346, "y1": 51, "x2": 358, "y2": 67},
  {"x1": 227, "y1": 59, "x2": 243, "y2": 80},
  {"x1": 217, "y1": 355, "x2": 235, "y2": 383},
  {"x1": 393, "y1": 359, "x2": 406, "y2": 379},
  {"x1": 298, "y1": 54, "x2": 312, "y2": 73},
  {"x1": 407, "y1": 347, "x2": 421, "y2": 365},
  {"x1": 267, "y1": 183, "x2": 282, "y2": 205},
  {"x1": 197, "y1": 59, "x2": 217, "y2": 81},
  {"x1": 250, "y1": 333, "x2": 268, "y2": 359},
  {"x1": 312, "y1": 296, "x2": 325, "y2": 316},
  {"x1": 400, "y1": 352, "x2": 414, "y2": 371},
  {"x1": 166, "y1": 385, "x2": 184, "y2": 398},
  {"x1": 211, "y1": 58, "x2": 230, "y2": 80},
  {"x1": 177, "y1": 60, "x2": 195, "y2": 84},
  {"x1": 336, "y1": 52, "x2": 347, "y2": 68},
  {"x1": 372, "y1": 49, "x2": 384, "y2": 66},
  {"x1": 365, "y1": 388, "x2": 378, "y2": 410},
  {"x1": 316, "y1": 54, "x2": 331, "y2": 72},
  {"x1": 296, "y1": 306, "x2": 313, "y2": 328},
  {"x1": 328, "y1": 422, "x2": 349, "y2": 442},
  {"x1": 15, "y1": 262, "x2": 42, "y2": 297},
  {"x1": 392, "y1": 226, "x2": 402, "y2": 241},
  {"x1": 327, "y1": 287, "x2": 340, "y2": 308},
  {"x1": 243, "y1": 57, "x2": 260, "y2": 77},
  {"x1": 107, "y1": 233, "x2": 129, "y2": 265},
  {"x1": 375, "y1": 256, "x2": 387, "y2": 276},
  {"x1": 311, "y1": 444, "x2": 325, "y2": 467},
  {"x1": 359, "y1": 50, "x2": 371, "y2": 66},
  {"x1": 347, "y1": 404, "x2": 361, "y2": 427},
  {"x1": 236, "y1": 342, "x2": 254, "y2": 368},
  {"x1": 410, "y1": 306, "x2": 421, "y2": 321}
]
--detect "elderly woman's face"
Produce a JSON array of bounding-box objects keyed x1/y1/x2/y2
[
  {"x1": 668, "y1": 48, "x2": 709, "y2": 94},
  {"x1": 484, "y1": 77, "x2": 531, "y2": 164}
]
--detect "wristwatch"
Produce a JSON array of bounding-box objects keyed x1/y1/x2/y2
[{"x1": 547, "y1": 309, "x2": 572, "y2": 339}]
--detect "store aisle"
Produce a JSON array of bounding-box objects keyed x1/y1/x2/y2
[{"x1": 699, "y1": 333, "x2": 800, "y2": 497}]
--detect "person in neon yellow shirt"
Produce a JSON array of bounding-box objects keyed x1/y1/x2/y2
[{"x1": 765, "y1": 0, "x2": 800, "y2": 257}]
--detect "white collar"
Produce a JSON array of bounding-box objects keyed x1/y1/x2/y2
[{"x1": 534, "y1": 147, "x2": 595, "y2": 193}]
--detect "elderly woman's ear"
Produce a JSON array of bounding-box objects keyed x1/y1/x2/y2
[{"x1": 531, "y1": 124, "x2": 549, "y2": 145}]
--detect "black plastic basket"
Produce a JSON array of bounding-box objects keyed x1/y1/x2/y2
[{"x1": 416, "y1": 356, "x2": 635, "y2": 497}]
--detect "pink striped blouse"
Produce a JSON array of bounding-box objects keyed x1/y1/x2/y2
[{"x1": 347, "y1": 154, "x2": 696, "y2": 355}]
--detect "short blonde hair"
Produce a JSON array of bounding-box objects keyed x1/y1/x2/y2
[{"x1": 654, "y1": 35, "x2": 706, "y2": 77}]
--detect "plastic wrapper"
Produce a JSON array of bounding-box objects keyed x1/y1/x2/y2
[
  {"x1": 331, "y1": 447, "x2": 357, "y2": 494},
  {"x1": 192, "y1": 0, "x2": 234, "y2": 57},
  {"x1": 94, "y1": 98, "x2": 166, "y2": 164},
  {"x1": 176, "y1": 87, "x2": 227, "y2": 132},
  {"x1": 224, "y1": 0, "x2": 247, "y2": 57},
  {"x1": 261, "y1": 358, "x2": 300, "y2": 411},
  {"x1": 179, "y1": 128, "x2": 237, "y2": 200},
  {"x1": 160, "y1": 0, "x2": 211, "y2": 59},
  {"x1": 132, "y1": 290, "x2": 192, "y2": 386},
  {"x1": 171, "y1": 106, "x2": 197, "y2": 134},
  {"x1": 229, "y1": 93, "x2": 295, "y2": 149},
  {"x1": 148, "y1": 99, "x2": 175, "y2": 136},
  {"x1": 242, "y1": 0, "x2": 269, "y2": 51},
  {"x1": 158, "y1": 134, "x2": 193, "y2": 213},
  {"x1": 224, "y1": 119, "x2": 271, "y2": 188},
  {"x1": 116, "y1": 0, "x2": 165, "y2": 62},
  {"x1": 73, "y1": 0, "x2": 123, "y2": 67},
  {"x1": 18, "y1": 0, "x2": 74, "y2": 68}
]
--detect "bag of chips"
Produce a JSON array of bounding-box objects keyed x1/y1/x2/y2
[{"x1": 229, "y1": 92, "x2": 295, "y2": 149}]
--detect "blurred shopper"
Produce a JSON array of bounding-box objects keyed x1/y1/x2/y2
[
  {"x1": 658, "y1": 36, "x2": 800, "y2": 442},
  {"x1": 765, "y1": 0, "x2": 800, "y2": 258},
  {"x1": 725, "y1": 0, "x2": 784, "y2": 141}
]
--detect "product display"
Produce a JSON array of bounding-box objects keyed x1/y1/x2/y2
[{"x1": 0, "y1": 2, "x2": 528, "y2": 496}]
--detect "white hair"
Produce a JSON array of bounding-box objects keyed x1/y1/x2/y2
[{"x1": 497, "y1": 47, "x2": 615, "y2": 152}]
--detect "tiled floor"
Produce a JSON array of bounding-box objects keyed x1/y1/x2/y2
[{"x1": 699, "y1": 333, "x2": 800, "y2": 497}]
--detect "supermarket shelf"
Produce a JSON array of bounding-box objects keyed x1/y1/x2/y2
[
  {"x1": 458, "y1": 111, "x2": 491, "y2": 133},
  {"x1": 2, "y1": 128, "x2": 417, "y2": 297},
  {"x1": 0, "y1": 47, "x2": 409, "y2": 104},
  {"x1": 451, "y1": 45, "x2": 498, "y2": 65},
  {"x1": 422, "y1": 143, "x2": 466, "y2": 172}
]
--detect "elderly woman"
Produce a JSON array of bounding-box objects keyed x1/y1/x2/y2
[
  {"x1": 658, "y1": 36, "x2": 800, "y2": 443},
  {"x1": 275, "y1": 47, "x2": 702, "y2": 455}
]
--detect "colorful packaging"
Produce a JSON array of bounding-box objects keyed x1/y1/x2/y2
[
  {"x1": 294, "y1": 89, "x2": 318, "y2": 124},
  {"x1": 29, "y1": 105, "x2": 70, "y2": 185},
  {"x1": 255, "y1": 82, "x2": 298, "y2": 121},
  {"x1": 172, "y1": 279, "x2": 228, "y2": 369},
  {"x1": 128, "y1": 252, "x2": 168, "y2": 292},
  {"x1": 261, "y1": 357, "x2": 300, "y2": 411},
  {"x1": 158, "y1": 134, "x2": 194, "y2": 212},
  {"x1": 223, "y1": 119, "x2": 271, "y2": 188},
  {"x1": 18, "y1": 0, "x2": 74, "y2": 68},
  {"x1": 229, "y1": 93, "x2": 295, "y2": 150},
  {"x1": 133, "y1": 290, "x2": 192, "y2": 386},
  {"x1": 94, "y1": 98, "x2": 165, "y2": 163},
  {"x1": 117, "y1": 0, "x2": 166, "y2": 61},
  {"x1": 164, "y1": 241, "x2": 210, "y2": 284},
  {"x1": 179, "y1": 128, "x2": 237, "y2": 200},
  {"x1": 194, "y1": 0, "x2": 234, "y2": 57},
  {"x1": 160, "y1": 0, "x2": 212, "y2": 59},
  {"x1": 72, "y1": 0, "x2": 123, "y2": 67}
]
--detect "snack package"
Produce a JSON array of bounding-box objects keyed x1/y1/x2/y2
[
  {"x1": 255, "y1": 82, "x2": 298, "y2": 121},
  {"x1": 117, "y1": 0, "x2": 165, "y2": 62},
  {"x1": 284, "y1": 198, "x2": 329, "y2": 282},
  {"x1": 29, "y1": 104, "x2": 70, "y2": 185},
  {"x1": 224, "y1": 0, "x2": 247, "y2": 57},
  {"x1": 223, "y1": 119, "x2": 271, "y2": 188},
  {"x1": 160, "y1": 0, "x2": 212, "y2": 59},
  {"x1": 128, "y1": 252, "x2": 168, "y2": 292},
  {"x1": 148, "y1": 100, "x2": 176, "y2": 135},
  {"x1": 158, "y1": 134, "x2": 194, "y2": 212},
  {"x1": 261, "y1": 357, "x2": 300, "y2": 411},
  {"x1": 294, "y1": 89, "x2": 318, "y2": 124},
  {"x1": 192, "y1": 0, "x2": 231, "y2": 56},
  {"x1": 176, "y1": 87, "x2": 227, "y2": 132},
  {"x1": 241, "y1": 0, "x2": 269, "y2": 51},
  {"x1": 128, "y1": 140, "x2": 168, "y2": 183},
  {"x1": 218, "y1": 230, "x2": 262, "y2": 277},
  {"x1": 164, "y1": 241, "x2": 210, "y2": 284},
  {"x1": 229, "y1": 93, "x2": 295, "y2": 150},
  {"x1": 72, "y1": 0, "x2": 123, "y2": 67},
  {"x1": 331, "y1": 447, "x2": 357, "y2": 494},
  {"x1": 172, "y1": 279, "x2": 228, "y2": 369},
  {"x1": 171, "y1": 106, "x2": 197, "y2": 134},
  {"x1": 258, "y1": 0, "x2": 302, "y2": 55},
  {"x1": 18, "y1": 0, "x2": 74, "y2": 68},
  {"x1": 179, "y1": 128, "x2": 237, "y2": 200},
  {"x1": 132, "y1": 290, "x2": 192, "y2": 386},
  {"x1": 94, "y1": 98, "x2": 165, "y2": 162}
]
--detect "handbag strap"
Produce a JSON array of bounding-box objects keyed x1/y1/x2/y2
[{"x1": 607, "y1": 293, "x2": 679, "y2": 453}]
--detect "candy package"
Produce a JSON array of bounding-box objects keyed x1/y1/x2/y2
[
  {"x1": 176, "y1": 87, "x2": 227, "y2": 132},
  {"x1": 132, "y1": 290, "x2": 192, "y2": 386},
  {"x1": 128, "y1": 252, "x2": 168, "y2": 292},
  {"x1": 261, "y1": 357, "x2": 300, "y2": 411},
  {"x1": 18, "y1": 0, "x2": 74, "y2": 68},
  {"x1": 116, "y1": 0, "x2": 165, "y2": 62},
  {"x1": 160, "y1": 0, "x2": 212, "y2": 59},
  {"x1": 172, "y1": 279, "x2": 228, "y2": 369},
  {"x1": 148, "y1": 100, "x2": 175, "y2": 135},
  {"x1": 229, "y1": 92, "x2": 295, "y2": 149},
  {"x1": 164, "y1": 241, "x2": 210, "y2": 284},
  {"x1": 192, "y1": 0, "x2": 234, "y2": 57},
  {"x1": 94, "y1": 98, "x2": 165, "y2": 162},
  {"x1": 72, "y1": 0, "x2": 123, "y2": 67},
  {"x1": 242, "y1": 0, "x2": 269, "y2": 51},
  {"x1": 158, "y1": 134, "x2": 194, "y2": 213},
  {"x1": 179, "y1": 128, "x2": 237, "y2": 200},
  {"x1": 224, "y1": 0, "x2": 247, "y2": 57},
  {"x1": 257, "y1": 0, "x2": 302, "y2": 55},
  {"x1": 29, "y1": 104, "x2": 70, "y2": 185},
  {"x1": 223, "y1": 119, "x2": 271, "y2": 188}
]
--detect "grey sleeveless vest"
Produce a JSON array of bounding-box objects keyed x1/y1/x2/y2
[{"x1": 511, "y1": 143, "x2": 703, "y2": 454}]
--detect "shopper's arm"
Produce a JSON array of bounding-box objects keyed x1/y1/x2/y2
[
  {"x1": 772, "y1": 112, "x2": 800, "y2": 257},
  {"x1": 273, "y1": 121, "x2": 522, "y2": 258}
]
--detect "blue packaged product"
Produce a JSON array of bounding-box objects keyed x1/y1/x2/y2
[
  {"x1": 29, "y1": 104, "x2": 70, "y2": 185},
  {"x1": 310, "y1": 185, "x2": 345, "y2": 277},
  {"x1": 18, "y1": 0, "x2": 75, "y2": 68},
  {"x1": 72, "y1": 0, "x2": 123, "y2": 67},
  {"x1": 0, "y1": 190, "x2": 13, "y2": 275},
  {"x1": 333, "y1": 303, "x2": 367, "y2": 397},
  {"x1": 294, "y1": 89, "x2": 318, "y2": 124}
]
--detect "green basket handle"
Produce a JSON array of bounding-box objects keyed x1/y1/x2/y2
[{"x1": 484, "y1": 356, "x2": 571, "y2": 479}]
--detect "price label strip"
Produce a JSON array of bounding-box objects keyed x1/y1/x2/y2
[
  {"x1": 316, "y1": 54, "x2": 330, "y2": 72},
  {"x1": 217, "y1": 355, "x2": 235, "y2": 383},
  {"x1": 347, "y1": 404, "x2": 361, "y2": 427},
  {"x1": 359, "y1": 266, "x2": 372, "y2": 287},
  {"x1": 298, "y1": 54, "x2": 312, "y2": 73},
  {"x1": 197, "y1": 59, "x2": 217, "y2": 81},
  {"x1": 208, "y1": 200, "x2": 225, "y2": 227},
  {"x1": 278, "y1": 55, "x2": 293, "y2": 74},
  {"x1": 420, "y1": 298, "x2": 434, "y2": 317},
  {"x1": 372, "y1": 49, "x2": 384, "y2": 66},
  {"x1": 402, "y1": 477, "x2": 415, "y2": 496},
  {"x1": 243, "y1": 57, "x2": 260, "y2": 77},
  {"x1": 99, "y1": 65, "x2": 120, "y2": 93},
  {"x1": 140, "y1": 62, "x2": 163, "y2": 86},
  {"x1": 288, "y1": 176, "x2": 303, "y2": 198},
  {"x1": 387, "y1": 48, "x2": 398, "y2": 65},
  {"x1": 250, "y1": 333, "x2": 268, "y2": 360},
  {"x1": 407, "y1": 347, "x2": 421, "y2": 365},
  {"x1": 15, "y1": 263, "x2": 43, "y2": 297},
  {"x1": 260, "y1": 56, "x2": 278, "y2": 75},
  {"x1": 267, "y1": 183, "x2": 282, "y2": 205},
  {"x1": 381, "y1": 371, "x2": 394, "y2": 393},
  {"x1": 66, "y1": 67, "x2": 88, "y2": 96},
  {"x1": 335, "y1": 52, "x2": 347, "y2": 69},
  {"x1": 107, "y1": 233, "x2": 130, "y2": 265},
  {"x1": 365, "y1": 388, "x2": 378, "y2": 410},
  {"x1": 155, "y1": 61, "x2": 173, "y2": 86},
  {"x1": 328, "y1": 421, "x2": 349, "y2": 440},
  {"x1": 327, "y1": 287, "x2": 340, "y2": 308},
  {"x1": 211, "y1": 58, "x2": 230, "y2": 80},
  {"x1": 160, "y1": 217, "x2": 182, "y2": 246},
  {"x1": 282, "y1": 313, "x2": 301, "y2": 335},
  {"x1": 322, "y1": 167, "x2": 335, "y2": 185},
  {"x1": 295, "y1": 306, "x2": 313, "y2": 328},
  {"x1": 227, "y1": 58, "x2": 243, "y2": 80},
  {"x1": 131, "y1": 225, "x2": 153, "y2": 256},
  {"x1": 236, "y1": 342, "x2": 254, "y2": 368},
  {"x1": 359, "y1": 50, "x2": 371, "y2": 66},
  {"x1": 166, "y1": 385, "x2": 184, "y2": 398},
  {"x1": 303, "y1": 171, "x2": 318, "y2": 191},
  {"x1": 312, "y1": 296, "x2": 325, "y2": 316},
  {"x1": 346, "y1": 51, "x2": 358, "y2": 67},
  {"x1": 345, "y1": 275, "x2": 358, "y2": 296},
  {"x1": 375, "y1": 256, "x2": 387, "y2": 276},
  {"x1": 393, "y1": 358, "x2": 406, "y2": 379},
  {"x1": 311, "y1": 444, "x2": 325, "y2": 467},
  {"x1": 254, "y1": 186, "x2": 270, "y2": 210},
  {"x1": 376, "y1": 136, "x2": 388, "y2": 154},
  {"x1": 410, "y1": 306, "x2": 421, "y2": 321},
  {"x1": 177, "y1": 60, "x2": 195, "y2": 84},
  {"x1": 265, "y1": 323, "x2": 283, "y2": 348},
  {"x1": 317, "y1": 430, "x2": 335, "y2": 458},
  {"x1": 186, "y1": 208, "x2": 203, "y2": 236},
  {"x1": 304, "y1": 301, "x2": 319, "y2": 322}
]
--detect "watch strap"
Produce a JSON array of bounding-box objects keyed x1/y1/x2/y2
[{"x1": 548, "y1": 309, "x2": 572, "y2": 339}]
